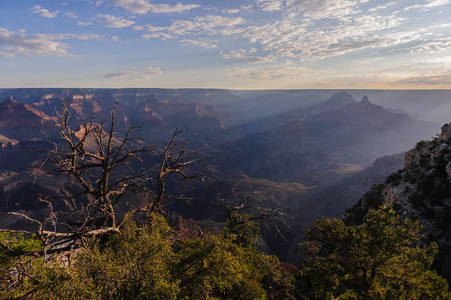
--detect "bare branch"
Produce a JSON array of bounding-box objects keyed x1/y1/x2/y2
[
  {"x1": 1, "y1": 96, "x2": 204, "y2": 264},
  {"x1": 0, "y1": 212, "x2": 42, "y2": 227},
  {"x1": 216, "y1": 189, "x2": 289, "y2": 241}
]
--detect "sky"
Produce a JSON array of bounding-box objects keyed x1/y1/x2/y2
[{"x1": 0, "y1": 0, "x2": 450, "y2": 89}]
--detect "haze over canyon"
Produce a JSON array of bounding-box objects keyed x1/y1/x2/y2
[{"x1": 0, "y1": 88, "x2": 448, "y2": 263}]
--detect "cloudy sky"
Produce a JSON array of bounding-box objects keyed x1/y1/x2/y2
[{"x1": 1, "y1": 0, "x2": 450, "y2": 89}]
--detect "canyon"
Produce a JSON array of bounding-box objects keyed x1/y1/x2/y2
[{"x1": 0, "y1": 88, "x2": 447, "y2": 262}]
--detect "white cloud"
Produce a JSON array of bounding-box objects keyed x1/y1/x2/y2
[
  {"x1": 142, "y1": 33, "x2": 176, "y2": 40},
  {"x1": 359, "y1": 57, "x2": 383, "y2": 64},
  {"x1": 110, "y1": 0, "x2": 201, "y2": 14},
  {"x1": 410, "y1": 37, "x2": 451, "y2": 53},
  {"x1": 104, "y1": 71, "x2": 138, "y2": 78},
  {"x1": 128, "y1": 0, "x2": 446, "y2": 68},
  {"x1": 98, "y1": 15, "x2": 135, "y2": 28},
  {"x1": 0, "y1": 28, "x2": 98, "y2": 57},
  {"x1": 66, "y1": 12, "x2": 77, "y2": 19},
  {"x1": 67, "y1": 33, "x2": 100, "y2": 41},
  {"x1": 133, "y1": 2, "x2": 421, "y2": 64},
  {"x1": 31, "y1": 5, "x2": 59, "y2": 18},
  {"x1": 143, "y1": 66, "x2": 163, "y2": 77},
  {"x1": 405, "y1": 0, "x2": 450, "y2": 10},
  {"x1": 221, "y1": 49, "x2": 273, "y2": 62},
  {"x1": 240, "y1": 12, "x2": 408, "y2": 60},
  {"x1": 286, "y1": 0, "x2": 359, "y2": 19},
  {"x1": 256, "y1": 0, "x2": 284, "y2": 11},
  {"x1": 132, "y1": 25, "x2": 145, "y2": 31},
  {"x1": 181, "y1": 39, "x2": 218, "y2": 49},
  {"x1": 0, "y1": 51, "x2": 14, "y2": 58},
  {"x1": 224, "y1": 8, "x2": 240, "y2": 14},
  {"x1": 0, "y1": 28, "x2": 69, "y2": 57},
  {"x1": 425, "y1": 0, "x2": 450, "y2": 7},
  {"x1": 104, "y1": 66, "x2": 162, "y2": 79},
  {"x1": 137, "y1": 15, "x2": 247, "y2": 50},
  {"x1": 404, "y1": 4, "x2": 422, "y2": 10},
  {"x1": 241, "y1": 5, "x2": 254, "y2": 11},
  {"x1": 78, "y1": 20, "x2": 94, "y2": 26},
  {"x1": 368, "y1": 2, "x2": 395, "y2": 12},
  {"x1": 422, "y1": 57, "x2": 451, "y2": 66},
  {"x1": 145, "y1": 15, "x2": 245, "y2": 36},
  {"x1": 226, "y1": 65, "x2": 312, "y2": 80}
]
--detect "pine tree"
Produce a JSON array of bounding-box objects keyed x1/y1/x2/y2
[{"x1": 298, "y1": 206, "x2": 451, "y2": 299}]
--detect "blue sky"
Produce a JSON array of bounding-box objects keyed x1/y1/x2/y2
[{"x1": 1, "y1": 0, "x2": 450, "y2": 89}]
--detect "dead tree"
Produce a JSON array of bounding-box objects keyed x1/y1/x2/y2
[
  {"x1": 46, "y1": 99, "x2": 153, "y2": 232},
  {"x1": 151, "y1": 128, "x2": 206, "y2": 213},
  {"x1": 1, "y1": 97, "x2": 203, "y2": 258}
]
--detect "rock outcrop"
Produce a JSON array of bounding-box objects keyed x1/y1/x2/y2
[
  {"x1": 169, "y1": 216, "x2": 203, "y2": 242},
  {"x1": 360, "y1": 95, "x2": 371, "y2": 104},
  {"x1": 0, "y1": 135, "x2": 19, "y2": 148},
  {"x1": 345, "y1": 123, "x2": 451, "y2": 283},
  {"x1": 0, "y1": 97, "x2": 55, "y2": 140}
]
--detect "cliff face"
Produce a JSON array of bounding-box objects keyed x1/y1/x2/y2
[
  {"x1": 132, "y1": 94, "x2": 226, "y2": 137},
  {"x1": 0, "y1": 135, "x2": 19, "y2": 148},
  {"x1": 344, "y1": 123, "x2": 451, "y2": 282},
  {"x1": 0, "y1": 97, "x2": 56, "y2": 140}
]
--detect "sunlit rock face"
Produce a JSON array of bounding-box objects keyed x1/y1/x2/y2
[
  {"x1": 0, "y1": 96, "x2": 55, "y2": 140},
  {"x1": 0, "y1": 134, "x2": 19, "y2": 148}
]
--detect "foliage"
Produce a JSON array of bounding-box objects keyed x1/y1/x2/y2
[
  {"x1": 223, "y1": 212, "x2": 261, "y2": 246},
  {"x1": 18, "y1": 213, "x2": 179, "y2": 300},
  {"x1": 176, "y1": 233, "x2": 265, "y2": 299},
  {"x1": 175, "y1": 231, "x2": 294, "y2": 299},
  {"x1": 0, "y1": 213, "x2": 295, "y2": 299},
  {"x1": 0, "y1": 232, "x2": 43, "y2": 298},
  {"x1": 385, "y1": 170, "x2": 403, "y2": 186},
  {"x1": 0, "y1": 232, "x2": 42, "y2": 266},
  {"x1": 2, "y1": 205, "x2": 450, "y2": 299},
  {"x1": 416, "y1": 140, "x2": 427, "y2": 150},
  {"x1": 217, "y1": 191, "x2": 288, "y2": 248},
  {"x1": 297, "y1": 206, "x2": 451, "y2": 299}
]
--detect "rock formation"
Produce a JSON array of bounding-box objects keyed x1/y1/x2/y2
[
  {"x1": 0, "y1": 96, "x2": 55, "y2": 140},
  {"x1": 345, "y1": 123, "x2": 451, "y2": 283}
]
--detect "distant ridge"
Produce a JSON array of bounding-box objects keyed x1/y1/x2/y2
[
  {"x1": 0, "y1": 96, "x2": 54, "y2": 140},
  {"x1": 324, "y1": 92, "x2": 356, "y2": 106},
  {"x1": 360, "y1": 95, "x2": 371, "y2": 104}
]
